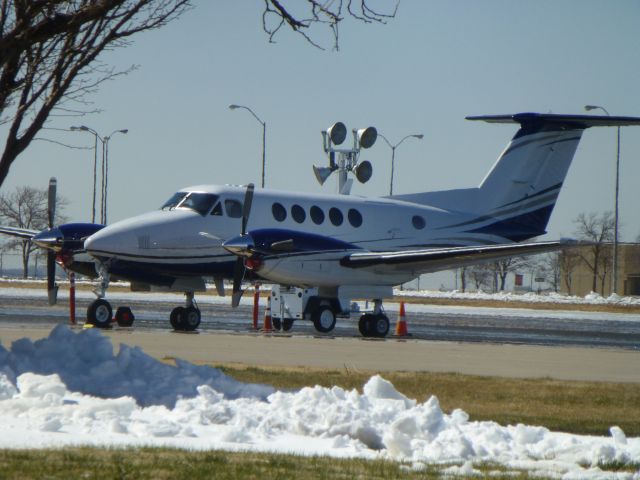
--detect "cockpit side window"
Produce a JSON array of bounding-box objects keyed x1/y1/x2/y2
[
  {"x1": 161, "y1": 192, "x2": 188, "y2": 210},
  {"x1": 210, "y1": 202, "x2": 223, "y2": 216},
  {"x1": 177, "y1": 193, "x2": 219, "y2": 216},
  {"x1": 224, "y1": 199, "x2": 243, "y2": 218}
]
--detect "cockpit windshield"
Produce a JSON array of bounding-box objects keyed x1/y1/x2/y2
[
  {"x1": 160, "y1": 192, "x2": 219, "y2": 216},
  {"x1": 161, "y1": 192, "x2": 188, "y2": 210}
]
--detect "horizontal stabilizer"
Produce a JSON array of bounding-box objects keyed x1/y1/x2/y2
[{"x1": 467, "y1": 113, "x2": 640, "y2": 129}]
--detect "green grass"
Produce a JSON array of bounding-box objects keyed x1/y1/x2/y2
[{"x1": 0, "y1": 448, "x2": 547, "y2": 479}]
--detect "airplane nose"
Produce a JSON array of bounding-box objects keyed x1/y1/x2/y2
[
  {"x1": 84, "y1": 227, "x2": 116, "y2": 257},
  {"x1": 33, "y1": 227, "x2": 63, "y2": 250},
  {"x1": 222, "y1": 234, "x2": 254, "y2": 257}
]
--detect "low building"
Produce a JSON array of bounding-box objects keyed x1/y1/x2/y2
[{"x1": 560, "y1": 243, "x2": 640, "y2": 296}]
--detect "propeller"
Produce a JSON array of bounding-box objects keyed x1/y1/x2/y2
[
  {"x1": 46, "y1": 178, "x2": 58, "y2": 306},
  {"x1": 231, "y1": 183, "x2": 254, "y2": 307}
]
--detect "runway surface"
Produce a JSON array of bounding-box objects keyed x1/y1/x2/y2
[{"x1": 1, "y1": 288, "x2": 639, "y2": 382}]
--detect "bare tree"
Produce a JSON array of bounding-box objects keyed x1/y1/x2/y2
[
  {"x1": 487, "y1": 256, "x2": 535, "y2": 292},
  {"x1": 0, "y1": 184, "x2": 66, "y2": 277},
  {"x1": 0, "y1": 0, "x2": 191, "y2": 187},
  {"x1": 263, "y1": 0, "x2": 399, "y2": 50},
  {"x1": 469, "y1": 264, "x2": 492, "y2": 291},
  {"x1": 458, "y1": 266, "x2": 467, "y2": 293},
  {"x1": 0, "y1": 1, "x2": 397, "y2": 188},
  {"x1": 538, "y1": 252, "x2": 561, "y2": 292},
  {"x1": 574, "y1": 212, "x2": 615, "y2": 294}
]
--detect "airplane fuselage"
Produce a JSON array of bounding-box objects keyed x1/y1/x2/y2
[{"x1": 84, "y1": 181, "x2": 524, "y2": 289}]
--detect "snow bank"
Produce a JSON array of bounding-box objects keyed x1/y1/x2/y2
[
  {"x1": 0, "y1": 327, "x2": 638, "y2": 479},
  {"x1": 396, "y1": 288, "x2": 640, "y2": 307},
  {"x1": 0, "y1": 325, "x2": 274, "y2": 407}
]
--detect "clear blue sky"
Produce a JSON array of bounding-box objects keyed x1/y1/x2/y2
[{"x1": 3, "y1": 0, "x2": 640, "y2": 242}]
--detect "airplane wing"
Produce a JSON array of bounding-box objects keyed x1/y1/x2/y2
[
  {"x1": 0, "y1": 225, "x2": 39, "y2": 240},
  {"x1": 340, "y1": 240, "x2": 573, "y2": 274}
]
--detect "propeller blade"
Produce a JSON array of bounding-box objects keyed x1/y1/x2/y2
[
  {"x1": 47, "y1": 177, "x2": 57, "y2": 228},
  {"x1": 46, "y1": 251, "x2": 58, "y2": 305},
  {"x1": 230, "y1": 183, "x2": 255, "y2": 307},
  {"x1": 241, "y1": 183, "x2": 254, "y2": 235},
  {"x1": 231, "y1": 257, "x2": 245, "y2": 308}
]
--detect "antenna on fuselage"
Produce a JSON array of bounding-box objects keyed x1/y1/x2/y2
[{"x1": 313, "y1": 122, "x2": 377, "y2": 194}]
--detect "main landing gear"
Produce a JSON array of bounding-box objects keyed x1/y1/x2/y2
[
  {"x1": 169, "y1": 292, "x2": 201, "y2": 332},
  {"x1": 357, "y1": 299, "x2": 390, "y2": 338}
]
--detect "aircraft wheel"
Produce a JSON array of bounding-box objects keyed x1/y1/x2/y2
[
  {"x1": 170, "y1": 306, "x2": 185, "y2": 330},
  {"x1": 358, "y1": 314, "x2": 374, "y2": 337},
  {"x1": 115, "y1": 306, "x2": 135, "y2": 327},
  {"x1": 87, "y1": 299, "x2": 113, "y2": 329},
  {"x1": 312, "y1": 305, "x2": 336, "y2": 333},
  {"x1": 371, "y1": 314, "x2": 390, "y2": 338},
  {"x1": 272, "y1": 318, "x2": 282, "y2": 331},
  {"x1": 283, "y1": 318, "x2": 294, "y2": 331},
  {"x1": 182, "y1": 306, "x2": 201, "y2": 331}
]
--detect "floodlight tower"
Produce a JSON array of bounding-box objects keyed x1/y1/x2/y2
[{"x1": 313, "y1": 122, "x2": 377, "y2": 194}]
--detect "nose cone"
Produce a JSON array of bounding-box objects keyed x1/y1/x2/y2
[
  {"x1": 33, "y1": 227, "x2": 63, "y2": 251},
  {"x1": 222, "y1": 234, "x2": 254, "y2": 257}
]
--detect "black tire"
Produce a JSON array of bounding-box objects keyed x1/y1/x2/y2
[
  {"x1": 283, "y1": 318, "x2": 294, "y2": 331},
  {"x1": 182, "y1": 306, "x2": 201, "y2": 331},
  {"x1": 115, "y1": 306, "x2": 135, "y2": 327},
  {"x1": 312, "y1": 305, "x2": 336, "y2": 333},
  {"x1": 170, "y1": 306, "x2": 185, "y2": 330},
  {"x1": 358, "y1": 314, "x2": 374, "y2": 337},
  {"x1": 87, "y1": 299, "x2": 113, "y2": 329},
  {"x1": 371, "y1": 314, "x2": 390, "y2": 338},
  {"x1": 272, "y1": 318, "x2": 282, "y2": 331}
]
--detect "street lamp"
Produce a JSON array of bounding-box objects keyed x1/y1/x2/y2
[
  {"x1": 102, "y1": 129, "x2": 128, "y2": 225},
  {"x1": 70, "y1": 125, "x2": 101, "y2": 223},
  {"x1": 70, "y1": 126, "x2": 127, "y2": 225},
  {"x1": 229, "y1": 104, "x2": 266, "y2": 188},
  {"x1": 584, "y1": 104, "x2": 621, "y2": 294},
  {"x1": 378, "y1": 133, "x2": 424, "y2": 195}
]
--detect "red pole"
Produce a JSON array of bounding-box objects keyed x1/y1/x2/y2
[
  {"x1": 69, "y1": 272, "x2": 76, "y2": 325},
  {"x1": 252, "y1": 283, "x2": 260, "y2": 330}
]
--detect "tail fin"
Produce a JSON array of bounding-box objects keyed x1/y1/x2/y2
[{"x1": 396, "y1": 113, "x2": 640, "y2": 242}]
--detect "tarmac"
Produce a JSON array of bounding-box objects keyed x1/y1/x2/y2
[{"x1": 1, "y1": 325, "x2": 639, "y2": 383}]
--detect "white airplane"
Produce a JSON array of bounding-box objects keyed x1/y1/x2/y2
[{"x1": 3, "y1": 113, "x2": 638, "y2": 335}]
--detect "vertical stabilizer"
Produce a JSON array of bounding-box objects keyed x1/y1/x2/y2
[{"x1": 395, "y1": 113, "x2": 640, "y2": 242}]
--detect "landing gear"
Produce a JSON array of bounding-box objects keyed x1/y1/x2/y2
[
  {"x1": 358, "y1": 313, "x2": 389, "y2": 338},
  {"x1": 311, "y1": 305, "x2": 337, "y2": 333},
  {"x1": 87, "y1": 298, "x2": 113, "y2": 328},
  {"x1": 170, "y1": 292, "x2": 201, "y2": 331},
  {"x1": 358, "y1": 300, "x2": 389, "y2": 338}
]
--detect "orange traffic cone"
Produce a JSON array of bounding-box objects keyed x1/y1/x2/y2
[
  {"x1": 262, "y1": 296, "x2": 273, "y2": 332},
  {"x1": 395, "y1": 301, "x2": 409, "y2": 336}
]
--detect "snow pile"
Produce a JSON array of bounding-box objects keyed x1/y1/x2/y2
[
  {"x1": 0, "y1": 327, "x2": 639, "y2": 479},
  {"x1": 396, "y1": 288, "x2": 640, "y2": 307},
  {"x1": 0, "y1": 325, "x2": 274, "y2": 407}
]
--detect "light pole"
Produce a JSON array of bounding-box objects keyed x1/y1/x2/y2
[
  {"x1": 584, "y1": 104, "x2": 620, "y2": 294},
  {"x1": 70, "y1": 126, "x2": 127, "y2": 224},
  {"x1": 378, "y1": 133, "x2": 424, "y2": 195},
  {"x1": 229, "y1": 104, "x2": 266, "y2": 188},
  {"x1": 102, "y1": 129, "x2": 128, "y2": 225},
  {"x1": 70, "y1": 125, "x2": 101, "y2": 223}
]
